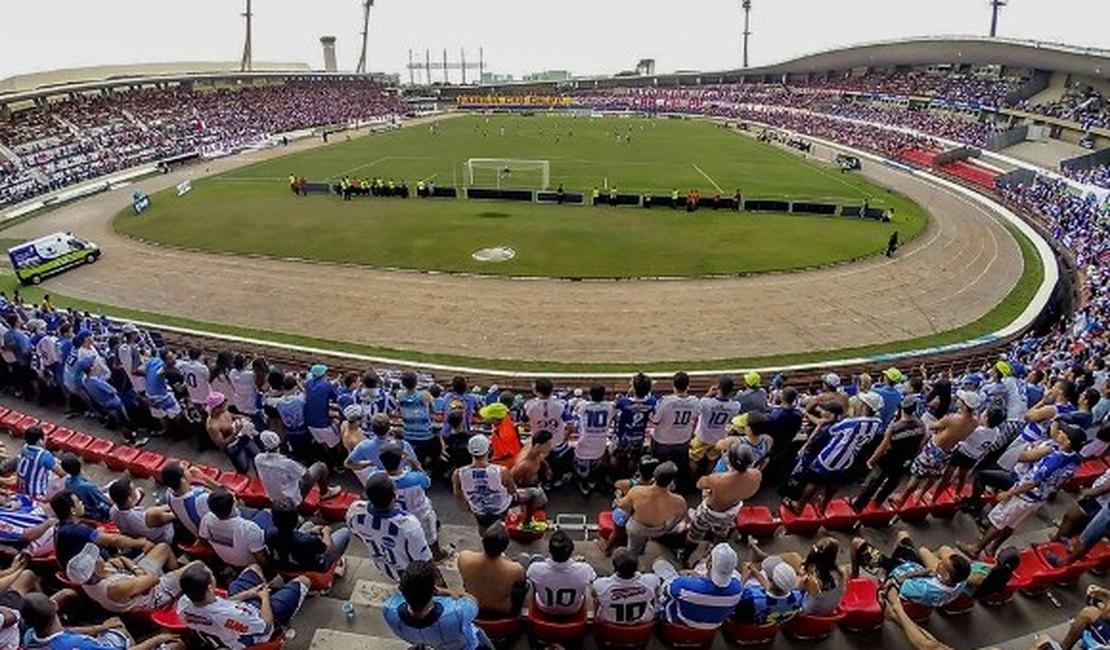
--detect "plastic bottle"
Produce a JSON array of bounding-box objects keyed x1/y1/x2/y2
[{"x1": 342, "y1": 601, "x2": 356, "y2": 620}]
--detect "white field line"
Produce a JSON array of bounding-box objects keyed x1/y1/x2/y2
[
  {"x1": 693, "y1": 164, "x2": 723, "y2": 192},
  {"x1": 333, "y1": 156, "x2": 390, "y2": 179}
]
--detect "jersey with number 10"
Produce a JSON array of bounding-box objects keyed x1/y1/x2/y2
[{"x1": 574, "y1": 401, "x2": 614, "y2": 460}]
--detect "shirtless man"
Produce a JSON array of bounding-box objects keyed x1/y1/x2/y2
[
  {"x1": 679, "y1": 444, "x2": 762, "y2": 566},
  {"x1": 616, "y1": 462, "x2": 688, "y2": 555},
  {"x1": 511, "y1": 430, "x2": 554, "y2": 489},
  {"x1": 457, "y1": 522, "x2": 526, "y2": 620},
  {"x1": 892, "y1": 390, "x2": 981, "y2": 508}
]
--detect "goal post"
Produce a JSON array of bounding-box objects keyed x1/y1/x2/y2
[{"x1": 466, "y1": 158, "x2": 550, "y2": 190}]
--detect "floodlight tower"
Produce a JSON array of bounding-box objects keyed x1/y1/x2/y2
[
  {"x1": 356, "y1": 0, "x2": 374, "y2": 74},
  {"x1": 988, "y1": 0, "x2": 1008, "y2": 37},
  {"x1": 741, "y1": 0, "x2": 752, "y2": 68},
  {"x1": 240, "y1": 0, "x2": 253, "y2": 72}
]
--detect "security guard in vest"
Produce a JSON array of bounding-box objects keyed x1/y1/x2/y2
[
  {"x1": 670, "y1": 188, "x2": 680, "y2": 209},
  {"x1": 417, "y1": 179, "x2": 426, "y2": 198},
  {"x1": 591, "y1": 186, "x2": 601, "y2": 206}
]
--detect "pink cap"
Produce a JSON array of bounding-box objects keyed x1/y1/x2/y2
[{"x1": 205, "y1": 391, "x2": 227, "y2": 411}]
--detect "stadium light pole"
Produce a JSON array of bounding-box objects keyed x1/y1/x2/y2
[
  {"x1": 741, "y1": 0, "x2": 752, "y2": 68},
  {"x1": 988, "y1": 0, "x2": 1008, "y2": 37},
  {"x1": 240, "y1": 0, "x2": 253, "y2": 72},
  {"x1": 356, "y1": 0, "x2": 374, "y2": 74}
]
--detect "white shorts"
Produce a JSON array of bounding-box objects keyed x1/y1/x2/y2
[
  {"x1": 309, "y1": 425, "x2": 340, "y2": 448},
  {"x1": 987, "y1": 497, "x2": 1041, "y2": 530},
  {"x1": 149, "y1": 394, "x2": 181, "y2": 420},
  {"x1": 415, "y1": 508, "x2": 438, "y2": 545}
]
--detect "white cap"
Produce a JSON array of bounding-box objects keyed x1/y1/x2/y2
[
  {"x1": 66, "y1": 543, "x2": 100, "y2": 584},
  {"x1": 342, "y1": 404, "x2": 362, "y2": 421},
  {"x1": 468, "y1": 434, "x2": 491, "y2": 457},
  {"x1": 858, "y1": 391, "x2": 883, "y2": 414},
  {"x1": 956, "y1": 390, "x2": 983, "y2": 410},
  {"x1": 259, "y1": 430, "x2": 281, "y2": 451},
  {"x1": 709, "y1": 543, "x2": 738, "y2": 587},
  {"x1": 823, "y1": 373, "x2": 841, "y2": 388},
  {"x1": 771, "y1": 562, "x2": 799, "y2": 593}
]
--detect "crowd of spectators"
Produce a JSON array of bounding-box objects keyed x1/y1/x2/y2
[
  {"x1": 1011, "y1": 85, "x2": 1110, "y2": 130},
  {"x1": 0, "y1": 80, "x2": 405, "y2": 207},
  {"x1": 1062, "y1": 163, "x2": 1110, "y2": 190}
]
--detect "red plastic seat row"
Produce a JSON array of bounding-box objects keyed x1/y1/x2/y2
[
  {"x1": 0, "y1": 410, "x2": 26, "y2": 434},
  {"x1": 317, "y1": 491, "x2": 359, "y2": 522},
  {"x1": 735, "y1": 505, "x2": 780, "y2": 539},
  {"x1": 785, "y1": 608, "x2": 844, "y2": 640},
  {"x1": 526, "y1": 600, "x2": 588, "y2": 646},
  {"x1": 1064, "y1": 458, "x2": 1108, "y2": 492}
]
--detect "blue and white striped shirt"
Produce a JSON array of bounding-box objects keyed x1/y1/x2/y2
[
  {"x1": 346, "y1": 502, "x2": 431, "y2": 582},
  {"x1": 814, "y1": 417, "x2": 882, "y2": 473},
  {"x1": 16, "y1": 445, "x2": 55, "y2": 500},
  {"x1": 660, "y1": 575, "x2": 744, "y2": 629}
]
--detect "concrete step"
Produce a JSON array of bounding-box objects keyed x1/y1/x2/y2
[{"x1": 309, "y1": 629, "x2": 408, "y2": 650}]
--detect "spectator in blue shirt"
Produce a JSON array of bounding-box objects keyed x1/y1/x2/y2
[
  {"x1": 61, "y1": 455, "x2": 112, "y2": 522},
  {"x1": 851, "y1": 531, "x2": 970, "y2": 608},
  {"x1": 873, "y1": 367, "x2": 906, "y2": 428},
  {"x1": 304, "y1": 364, "x2": 340, "y2": 451},
  {"x1": 383, "y1": 560, "x2": 491, "y2": 650},
  {"x1": 21, "y1": 592, "x2": 182, "y2": 650},
  {"x1": 735, "y1": 558, "x2": 806, "y2": 625},
  {"x1": 655, "y1": 543, "x2": 744, "y2": 629}
]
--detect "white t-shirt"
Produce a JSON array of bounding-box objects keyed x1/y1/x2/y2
[
  {"x1": 457, "y1": 464, "x2": 513, "y2": 515},
  {"x1": 199, "y1": 514, "x2": 266, "y2": 568},
  {"x1": 527, "y1": 559, "x2": 597, "y2": 615},
  {"x1": 346, "y1": 501, "x2": 431, "y2": 582},
  {"x1": 178, "y1": 359, "x2": 212, "y2": 407},
  {"x1": 524, "y1": 397, "x2": 571, "y2": 448},
  {"x1": 652, "y1": 394, "x2": 700, "y2": 445},
  {"x1": 255, "y1": 452, "x2": 306, "y2": 506},
  {"x1": 167, "y1": 486, "x2": 211, "y2": 536},
  {"x1": 574, "y1": 401, "x2": 614, "y2": 460},
  {"x1": 229, "y1": 368, "x2": 258, "y2": 414},
  {"x1": 177, "y1": 595, "x2": 269, "y2": 650},
  {"x1": 117, "y1": 343, "x2": 145, "y2": 392},
  {"x1": 593, "y1": 573, "x2": 661, "y2": 624},
  {"x1": 1092, "y1": 472, "x2": 1110, "y2": 508},
  {"x1": 955, "y1": 425, "x2": 1002, "y2": 461},
  {"x1": 36, "y1": 335, "x2": 59, "y2": 367},
  {"x1": 111, "y1": 506, "x2": 174, "y2": 544},
  {"x1": 0, "y1": 607, "x2": 19, "y2": 650},
  {"x1": 694, "y1": 397, "x2": 742, "y2": 445}
]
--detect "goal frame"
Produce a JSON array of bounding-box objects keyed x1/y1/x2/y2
[{"x1": 466, "y1": 158, "x2": 550, "y2": 190}]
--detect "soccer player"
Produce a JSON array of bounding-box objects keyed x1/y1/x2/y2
[
  {"x1": 612, "y1": 373, "x2": 656, "y2": 478},
  {"x1": 573, "y1": 384, "x2": 614, "y2": 495},
  {"x1": 523, "y1": 378, "x2": 573, "y2": 484},
  {"x1": 525, "y1": 530, "x2": 596, "y2": 616},
  {"x1": 383, "y1": 560, "x2": 490, "y2": 650},
  {"x1": 651, "y1": 371, "x2": 700, "y2": 491},
  {"x1": 592, "y1": 548, "x2": 661, "y2": 625},
  {"x1": 347, "y1": 473, "x2": 431, "y2": 582}
]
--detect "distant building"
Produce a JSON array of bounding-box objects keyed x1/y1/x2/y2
[
  {"x1": 481, "y1": 72, "x2": 514, "y2": 84},
  {"x1": 522, "y1": 70, "x2": 571, "y2": 83}
]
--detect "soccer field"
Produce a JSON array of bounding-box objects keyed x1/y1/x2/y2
[{"x1": 115, "y1": 115, "x2": 927, "y2": 278}]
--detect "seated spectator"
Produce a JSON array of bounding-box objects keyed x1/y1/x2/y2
[
  {"x1": 734, "y1": 556, "x2": 805, "y2": 625},
  {"x1": 0, "y1": 599, "x2": 18, "y2": 650},
  {"x1": 1053, "y1": 471, "x2": 1110, "y2": 546},
  {"x1": 346, "y1": 473, "x2": 431, "y2": 582},
  {"x1": 591, "y1": 548, "x2": 661, "y2": 625},
  {"x1": 959, "y1": 546, "x2": 1019, "y2": 602},
  {"x1": 599, "y1": 456, "x2": 659, "y2": 555},
  {"x1": 851, "y1": 531, "x2": 970, "y2": 608},
  {"x1": 60, "y1": 454, "x2": 112, "y2": 522},
  {"x1": 49, "y1": 490, "x2": 151, "y2": 570},
  {"x1": 198, "y1": 488, "x2": 272, "y2": 569},
  {"x1": 654, "y1": 543, "x2": 744, "y2": 629},
  {"x1": 205, "y1": 391, "x2": 260, "y2": 475},
  {"x1": 65, "y1": 541, "x2": 199, "y2": 613},
  {"x1": 346, "y1": 413, "x2": 419, "y2": 484},
  {"x1": 159, "y1": 462, "x2": 220, "y2": 539},
  {"x1": 457, "y1": 523, "x2": 526, "y2": 620},
  {"x1": 615, "y1": 460, "x2": 687, "y2": 555},
  {"x1": 21, "y1": 592, "x2": 182, "y2": 650},
  {"x1": 383, "y1": 560, "x2": 491, "y2": 650},
  {"x1": 0, "y1": 495, "x2": 57, "y2": 559},
  {"x1": 265, "y1": 499, "x2": 350, "y2": 573},
  {"x1": 751, "y1": 537, "x2": 845, "y2": 616},
  {"x1": 525, "y1": 530, "x2": 596, "y2": 616},
  {"x1": 107, "y1": 478, "x2": 175, "y2": 545},
  {"x1": 177, "y1": 562, "x2": 310, "y2": 650},
  {"x1": 255, "y1": 430, "x2": 341, "y2": 507},
  {"x1": 1060, "y1": 584, "x2": 1109, "y2": 649}
]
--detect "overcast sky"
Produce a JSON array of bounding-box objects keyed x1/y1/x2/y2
[{"x1": 1, "y1": 0, "x2": 1107, "y2": 82}]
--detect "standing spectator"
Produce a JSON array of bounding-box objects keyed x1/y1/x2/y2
[
  {"x1": 737, "y1": 371, "x2": 768, "y2": 414},
  {"x1": 679, "y1": 445, "x2": 761, "y2": 566},
  {"x1": 378, "y1": 443, "x2": 448, "y2": 561},
  {"x1": 304, "y1": 364, "x2": 340, "y2": 452},
  {"x1": 396, "y1": 371, "x2": 437, "y2": 469},
  {"x1": 853, "y1": 396, "x2": 927, "y2": 511},
  {"x1": 346, "y1": 473, "x2": 431, "y2": 582},
  {"x1": 650, "y1": 372, "x2": 700, "y2": 491},
  {"x1": 522, "y1": 378, "x2": 573, "y2": 485},
  {"x1": 383, "y1": 560, "x2": 491, "y2": 650},
  {"x1": 690, "y1": 376, "x2": 742, "y2": 478},
  {"x1": 611, "y1": 373, "x2": 656, "y2": 478},
  {"x1": 572, "y1": 384, "x2": 614, "y2": 495}
]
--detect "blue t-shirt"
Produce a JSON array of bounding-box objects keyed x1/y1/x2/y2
[
  {"x1": 1020, "y1": 450, "x2": 1080, "y2": 502},
  {"x1": 439, "y1": 392, "x2": 481, "y2": 436},
  {"x1": 272, "y1": 393, "x2": 308, "y2": 436},
  {"x1": 145, "y1": 357, "x2": 169, "y2": 399},
  {"x1": 382, "y1": 594, "x2": 482, "y2": 650},
  {"x1": 614, "y1": 395, "x2": 657, "y2": 443},
  {"x1": 892, "y1": 563, "x2": 962, "y2": 607},
  {"x1": 24, "y1": 628, "x2": 130, "y2": 649},
  {"x1": 3, "y1": 328, "x2": 31, "y2": 364},
  {"x1": 398, "y1": 390, "x2": 434, "y2": 442},
  {"x1": 348, "y1": 437, "x2": 417, "y2": 471},
  {"x1": 661, "y1": 575, "x2": 744, "y2": 629},
  {"x1": 736, "y1": 583, "x2": 805, "y2": 624},
  {"x1": 304, "y1": 377, "x2": 337, "y2": 428},
  {"x1": 872, "y1": 384, "x2": 902, "y2": 428},
  {"x1": 83, "y1": 375, "x2": 122, "y2": 411},
  {"x1": 66, "y1": 475, "x2": 112, "y2": 521},
  {"x1": 16, "y1": 445, "x2": 56, "y2": 500},
  {"x1": 56, "y1": 521, "x2": 99, "y2": 570}
]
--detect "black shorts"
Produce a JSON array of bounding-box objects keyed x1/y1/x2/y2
[
  {"x1": 949, "y1": 450, "x2": 979, "y2": 469},
  {"x1": 475, "y1": 509, "x2": 510, "y2": 529}
]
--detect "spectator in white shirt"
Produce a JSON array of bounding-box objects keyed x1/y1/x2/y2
[
  {"x1": 526, "y1": 530, "x2": 596, "y2": 616},
  {"x1": 198, "y1": 488, "x2": 271, "y2": 569},
  {"x1": 592, "y1": 548, "x2": 661, "y2": 625},
  {"x1": 255, "y1": 431, "x2": 341, "y2": 507},
  {"x1": 108, "y1": 478, "x2": 175, "y2": 544}
]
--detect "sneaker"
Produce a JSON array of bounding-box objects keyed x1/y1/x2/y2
[
  {"x1": 129, "y1": 435, "x2": 150, "y2": 448},
  {"x1": 321, "y1": 486, "x2": 343, "y2": 500},
  {"x1": 519, "y1": 519, "x2": 549, "y2": 533}
]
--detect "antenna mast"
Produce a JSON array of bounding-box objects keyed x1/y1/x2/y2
[
  {"x1": 741, "y1": 0, "x2": 752, "y2": 68},
  {"x1": 989, "y1": 0, "x2": 1008, "y2": 37},
  {"x1": 240, "y1": 0, "x2": 253, "y2": 72},
  {"x1": 356, "y1": 0, "x2": 373, "y2": 73}
]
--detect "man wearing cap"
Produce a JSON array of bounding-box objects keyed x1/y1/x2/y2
[
  {"x1": 892, "y1": 390, "x2": 981, "y2": 509},
  {"x1": 453, "y1": 434, "x2": 546, "y2": 534},
  {"x1": 853, "y1": 395, "x2": 927, "y2": 511},
  {"x1": 615, "y1": 461, "x2": 688, "y2": 555},
  {"x1": 304, "y1": 363, "x2": 341, "y2": 454},
  {"x1": 785, "y1": 391, "x2": 883, "y2": 515},
  {"x1": 67, "y1": 540, "x2": 200, "y2": 614},
  {"x1": 735, "y1": 557, "x2": 805, "y2": 625},
  {"x1": 254, "y1": 430, "x2": 341, "y2": 508},
  {"x1": 959, "y1": 423, "x2": 1086, "y2": 559},
  {"x1": 654, "y1": 543, "x2": 744, "y2": 629},
  {"x1": 807, "y1": 373, "x2": 850, "y2": 416},
  {"x1": 481, "y1": 399, "x2": 522, "y2": 466},
  {"x1": 679, "y1": 445, "x2": 761, "y2": 566},
  {"x1": 205, "y1": 391, "x2": 260, "y2": 475},
  {"x1": 874, "y1": 368, "x2": 906, "y2": 429},
  {"x1": 347, "y1": 473, "x2": 431, "y2": 582},
  {"x1": 737, "y1": 371, "x2": 768, "y2": 415}
]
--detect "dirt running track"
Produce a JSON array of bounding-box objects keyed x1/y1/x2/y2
[{"x1": 4, "y1": 122, "x2": 1024, "y2": 365}]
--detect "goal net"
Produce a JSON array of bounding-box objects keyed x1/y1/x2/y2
[{"x1": 466, "y1": 158, "x2": 550, "y2": 189}]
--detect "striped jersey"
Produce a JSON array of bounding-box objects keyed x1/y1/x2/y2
[
  {"x1": 346, "y1": 502, "x2": 431, "y2": 582},
  {"x1": 397, "y1": 390, "x2": 434, "y2": 442},
  {"x1": 1021, "y1": 404, "x2": 1075, "y2": 443},
  {"x1": 660, "y1": 575, "x2": 744, "y2": 629},
  {"x1": 16, "y1": 445, "x2": 56, "y2": 500},
  {"x1": 166, "y1": 486, "x2": 212, "y2": 537},
  {"x1": 814, "y1": 417, "x2": 882, "y2": 472}
]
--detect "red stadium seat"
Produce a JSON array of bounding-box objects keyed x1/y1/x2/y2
[
  {"x1": 0, "y1": 410, "x2": 25, "y2": 433},
  {"x1": 191, "y1": 464, "x2": 222, "y2": 484},
  {"x1": 856, "y1": 501, "x2": 897, "y2": 528},
  {"x1": 297, "y1": 486, "x2": 321, "y2": 516},
  {"x1": 216, "y1": 471, "x2": 251, "y2": 495},
  {"x1": 59, "y1": 432, "x2": 94, "y2": 456},
  {"x1": 279, "y1": 564, "x2": 337, "y2": 594},
  {"x1": 821, "y1": 499, "x2": 859, "y2": 532},
  {"x1": 929, "y1": 486, "x2": 968, "y2": 519},
  {"x1": 474, "y1": 617, "x2": 523, "y2": 648},
  {"x1": 506, "y1": 509, "x2": 547, "y2": 543},
  {"x1": 317, "y1": 491, "x2": 358, "y2": 522},
  {"x1": 0, "y1": 407, "x2": 9, "y2": 421},
  {"x1": 722, "y1": 619, "x2": 779, "y2": 645},
  {"x1": 238, "y1": 476, "x2": 271, "y2": 508},
  {"x1": 735, "y1": 505, "x2": 779, "y2": 539},
  {"x1": 598, "y1": 510, "x2": 615, "y2": 540},
  {"x1": 81, "y1": 437, "x2": 115, "y2": 464},
  {"x1": 897, "y1": 494, "x2": 932, "y2": 523},
  {"x1": 245, "y1": 639, "x2": 285, "y2": 650},
  {"x1": 901, "y1": 599, "x2": 933, "y2": 623},
  {"x1": 45, "y1": 427, "x2": 75, "y2": 451},
  {"x1": 150, "y1": 607, "x2": 188, "y2": 633},
  {"x1": 178, "y1": 538, "x2": 220, "y2": 563},
  {"x1": 10, "y1": 415, "x2": 42, "y2": 438},
  {"x1": 595, "y1": 619, "x2": 655, "y2": 648},
  {"x1": 1033, "y1": 542, "x2": 1085, "y2": 586},
  {"x1": 1063, "y1": 458, "x2": 1107, "y2": 492},
  {"x1": 657, "y1": 620, "x2": 717, "y2": 648},
  {"x1": 981, "y1": 582, "x2": 1018, "y2": 607},
  {"x1": 1010, "y1": 548, "x2": 1052, "y2": 595},
  {"x1": 939, "y1": 594, "x2": 975, "y2": 615},
  {"x1": 526, "y1": 601, "x2": 588, "y2": 646},
  {"x1": 778, "y1": 503, "x2": 822, "y2": 536},
  {"x1": 104, "y1": 445, "x2": 140, "y2": 471},
  {"x1": 784, "y1": 608, "x2": 844, "y2": 640},
  {"x1": 1082, "y1": 541, "x2": 1110, "y2": 575},
  {"x1": 839, "y1": 578, "x2": 883, "y2": 632},
  {"x1": 129, "y1": 451, "x2": 167, "y2": 479}
]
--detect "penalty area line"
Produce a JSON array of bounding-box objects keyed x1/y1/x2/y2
[
  {"x1": 693, "y1": 164, "x2": 723, "y2": 193},
  {"x1": 332, "y1": 156, "x2": 390, "y2": 180}
]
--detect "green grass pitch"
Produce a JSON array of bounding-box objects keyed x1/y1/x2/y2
[{"x1": 115, "y1": 115, "x2": 927, "y2": 278}]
